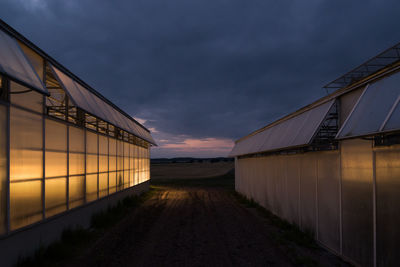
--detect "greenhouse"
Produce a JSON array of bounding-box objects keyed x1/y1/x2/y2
[
  {"x1": 0, "y1": 19, "x2": 156, "y2": 240},
  {"x1": 231, "y1": 42, "x2": 400, "y2": 266}
]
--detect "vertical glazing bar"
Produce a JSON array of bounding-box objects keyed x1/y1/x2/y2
[
  {"x1": 66, "y1": 125, "x2": 69, "y2": 210},
  {"x1": 84, "y1": 129, "x2": 87, "y2": 203},
  {"x1": 97, "y1": 134, "x2": 99, "y2": 199},
  {"x1": 298, "y1": 158, "x2": 301, "y2": 228},
  {"x1": 42, "y1": 94, "x2": 46, "y2": 219},
  {"x1": 6, "y1": 80, "x2": 10, "y2": 233},
  {"x1": 107, "y1": 135, "x2": 109, "y2": 196},
  {"x1": 372, "y1": 151, "x2": 377, "y2": 267},
  {"x1": 339, "y1": 147, "x2": 343, "y2": 255},
  {"x1": 316, "y1": 156, "x2": 319, "y2": 240}
]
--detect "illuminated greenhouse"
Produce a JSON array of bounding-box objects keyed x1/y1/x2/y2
[
  {"x1": 0, "y1": 20, "x2": 155, "y2": 264},
  {"x1": 230, "y1": 42, "x2": 400, "y2": 266}
]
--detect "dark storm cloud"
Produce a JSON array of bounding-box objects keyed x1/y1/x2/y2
[{"x1": 1, "y1": 0, "x2": 400, "y2": 156}]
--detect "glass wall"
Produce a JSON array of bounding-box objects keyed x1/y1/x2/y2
[
  {"x1": 0, "y1": 31, "x2": 152, "y2": 235},
  {"x1": 45, "y1": 119, "x2": 67, "y2": 217},
  {"x1": 9, "y1": 83, "x2": 43, "y2": 230},
  {"x1": 0, "y1": 104, "x2": 7, "y2": 234}
]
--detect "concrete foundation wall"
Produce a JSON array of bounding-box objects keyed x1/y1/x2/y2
[{"x1": 0, "y1": 181, "x2": 149, "y2": 267}]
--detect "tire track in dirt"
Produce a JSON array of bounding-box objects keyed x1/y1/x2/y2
[{"x1": 69, "y1": 186, "x2": 347, "y2": 267}]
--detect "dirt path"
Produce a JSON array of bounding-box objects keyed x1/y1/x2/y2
[{"x1": 68, "y1": 185, "x2": 346, "y2": 267}]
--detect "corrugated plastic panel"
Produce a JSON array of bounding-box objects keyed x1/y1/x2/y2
[
  {"x1": 229, "y1": 100, "x2": 334, "y2": 157},
  {"x1": 51, "y1": 65, "x2": 155, "y2": 144},
  {"x1": 0, "y1": 30, "x2": 47, "y2": 94},
  {"x1": 337, "y1": 71, "x2": 400, "y2": 139}
]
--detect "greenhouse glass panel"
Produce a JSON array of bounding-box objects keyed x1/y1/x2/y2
[
  {"x1": 69, "y1": 126, "x2": 84, "y2": 153},
  {"x1": 69, "y1": 175, "x2": 85, "y2": 209},
  {"x1": 86, "y1": 174, "x2": 98, "y2": 202},
  {"x1": 337, "y1": 71, "x2": 400, "y2": 138},
  {"x1": 45, "y1": 177, "x2": 67, "y2": 217},
  {"x1": 109, "y1": 156, "x2": 116, "y2": 172},
  {"x1": 117, "y1": 171, "x2": 123, "y2": 191},
  {"x1": 109, "y1": 172, "x2": 116, "y2": 194},
  {"x1": 10, "y1": 82, "x2": 43, "y2": 113},
  {"x1": 10, "y1": 180, "x2": 43, "y2": 230},
  {"x1": 99, "y1": 155, "x2": 108, "y2": 173},
  {"x1": 10, "y1": 107, "x2": 43, "y2": 181},
  {"x1": 45, "y1": 151, "x2": 67, "y2": 177},
  {"x1": 18, "y1": 41, "x2": 44, "y2": 81},
  {"x1": 230, "y1": 100, "x2": 334, "y2": 156},
  {"x1": 383, "y1": 100, "x2": 400, "y2": 131},
  {"x1": 0, "y1": 30, "x2": 47, "y2": 94},
  {"x1": 99, "y1": 135, "x2": 108, "y2": 155},
  {"x1": 86, "y1": 131, "x2": 98, "y2": 154},
  {"x1": 69, "y1": 153, "x2": 85, "y2": 176},
  {"x1": 51, "y1": 65, "x2": 155, "y2": 144},
  {"x1": 45, "y1": 119, "x2": 67, "y2": 151},
  {"x1": 99, "y1": 173, "x2": 108, "y2": 198},
  {"x1": 0, "y1": 105, "x2": 7, "y2": 234}
]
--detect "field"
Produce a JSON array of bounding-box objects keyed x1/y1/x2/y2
[
  {"x1": 150, "y1": 161, "x2": 234, "y2": 180},
  {"x1": 20, "y1": 162, "x2": 349, "y2": 267}
]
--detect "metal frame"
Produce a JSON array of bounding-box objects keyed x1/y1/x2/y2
[{"x1": 324, "y1": 42, "x2": 400, "y2": 91}]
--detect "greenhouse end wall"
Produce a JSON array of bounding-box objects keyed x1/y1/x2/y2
[{"x1": 235, "y1": 140, "x2": 400, "y2": 266}]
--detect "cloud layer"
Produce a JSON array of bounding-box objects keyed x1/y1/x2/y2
[{"x1": 2, "y1": 0, "x2": 400, "y2": 157}]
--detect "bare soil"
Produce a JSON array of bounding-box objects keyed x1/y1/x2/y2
[{"x1": 65, "y1": 163, "x2": 348, "y2": 267}]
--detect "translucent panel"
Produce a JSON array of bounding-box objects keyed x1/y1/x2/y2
[
  {"x1": 86, "y1": 174, "x2": 98, "y2": 202},
  {"x1": 338, "y1": 72, "x2": 400, "y2": 138},
  {"x1": 99, "y1": 173, "x2": 108, "y2": 198},
  {"x1": 109, "y1": 172, "x2": 116, "y2": 194},
  {"x1": 18, "y1": 41, "x2": 44, "y2": 81},
  {"x1": 109, "y1": 138, "x2": 116, "y2": 156},
  {"x1": 124, "y1": 142, "x2": 129, "y2": 157},
  {"x1": 376, "y1": 146, "x2": 400, "y2": 266},
  {"x1": 339, "y1": 88, "x2": 364, "y2": 126},
  {"x1": 86, "y1": 131, "x2": 98, "y2": 154},
  {"x1": 117, "y1": 171, "x2": 123, "y2": 191},
  {"x1": 51, "y1": 65, "x2": 155, "y2": 145},
  {"x1": 124, "y1": 157, "x2": 129, "y2": 170},
  {"x1": 317, "y1": 152, "x2": 340, "y2": 252},
  {"x1": 10, "y1": 108, "x2": 43, "y2": 180},
  {"x1": 117, "y1": 156, "x2": 123, "y2": 171},
  {"x1": 45, "y1": 119, "x2": 67, "y2": 150},
  {"x1": 129, "y1": 170, "x2": 134, "y2": 187},
  {"x1": 99, "y1": 155, "x2": 108, "y2": 172},
  {"x1": 117, "y1": 140, "x2": 123, "y2": 157},
  {"x1": 341, "y1": 139, "x2": 373, "y2": 267},
  {"x1": 0, "y1": 30, "x2": 46, "y2": 93},
  {"x1": 45, "y1": 177, "x2": 67, "y2": 217},
  {"x1": 124, "y1": 170, "x2": 130, "y2": 189},
  {"x1": 86, "y1": 154, "x2": 98, "y2": 174},
  {"x1": 69, "y1": 175, "x2": 85, "y2": 209},
  {"x1": 99, "y1": 135, "x2": 108, "y2": 155},
  {"x1": 69, "y1": 153, "x2": 85, "y2": 175},
  {"x1": 10, "y1": 82, "x2": 43, "y2": 112},
  {"x1": 230, "y1": 100, "x2": 334, "y2": 156},
  {"x1": 109, "y1": 156, "x2": 116, "y2": 171},
  {"x1": 45, "y1": 151, "x2": 67, "y2": 177},
  {"x1": 299, "y1": 153, "x2": 317, "y2": 234},
  {"x1": 384, "y1": 101, "x2": 400, "y2": 131},
  {"x1": 0, "y1": 105, "x2": 7, "y2": 234},
  {"x1": 10, "y1": 180, "x2": 43, "y2": 230},
  {"x1": 69, "y1": 126, "x2": 84, "y2": 153}
]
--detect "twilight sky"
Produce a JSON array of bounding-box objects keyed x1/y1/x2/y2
[{"x1": 2, "y1": 0, "x2": 400, "y2": 157}]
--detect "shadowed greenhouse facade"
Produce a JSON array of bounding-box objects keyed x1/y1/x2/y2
[
  {"x1": 231, "y1": 42, "x2": 400, "y2": 267},
  {"x1": 0, "y1": 19, "x2": 155, "y2": 260}
]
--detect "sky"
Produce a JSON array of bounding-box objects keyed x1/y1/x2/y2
[{"x1": 1, "y1": 0, "x2": 400, "y2": 158}]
